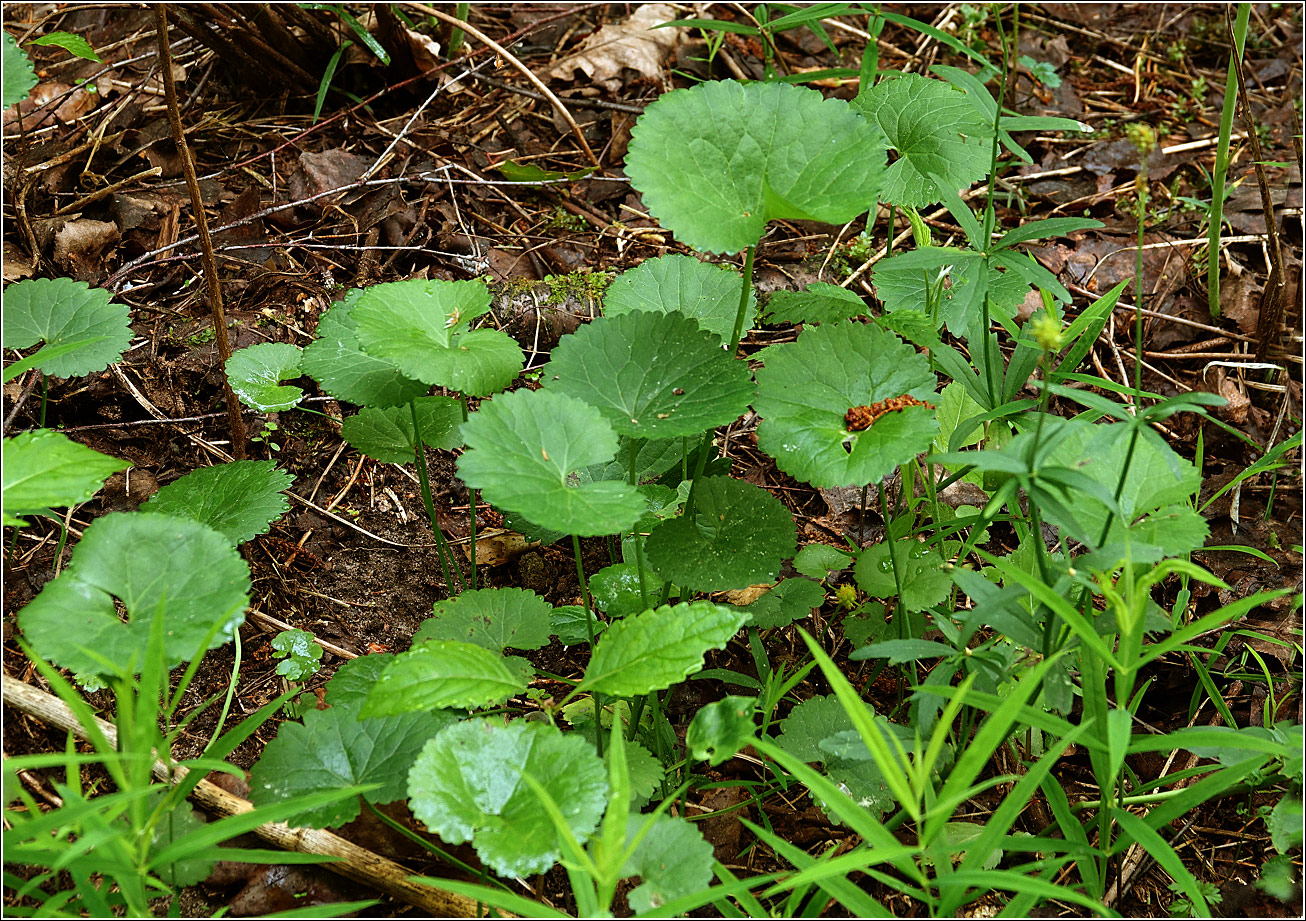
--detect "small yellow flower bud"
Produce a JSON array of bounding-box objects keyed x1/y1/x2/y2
[
  {"x1": 1125, "y1": 123, "x2": 1156, "y2": 156},
  {"x1": 835, "y1": 583, "x2": 859, "y2": 611},
  {"x1": 1030, "y1": 312, "x2": 1065, "y2": 352}
]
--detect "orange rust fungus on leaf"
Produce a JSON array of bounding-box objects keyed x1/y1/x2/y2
[{"x1": 844, "y1": 394, "x2": 936, "y2": 432}]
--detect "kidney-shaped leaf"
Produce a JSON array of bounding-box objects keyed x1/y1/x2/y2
[
  {"x1": 300, "y1": 292, "x2": 428, "y2": 407},
  {"x1": 407, "y1": 719, "x2": 608, "y2": 878},
  {"x1": 755, "y1": 322, "x2": 938, "y2": 488},
  {"x1": 603, "y1": 254, "x2": 757, "y2": 344},
  {"x1": 545, "y1": 311, "x2": 754, "y2": 440},
  {"x1": 580, "y1": 601, "x2": 747, "y2": 697},
  {"x1": 225, "y1": 343, "x2": 305, "y2": 412},
  {"x1": 341, "y1": 396, "x2": 463, "y2": 463},
  {"x1": 249, "y1": 705, "x2": 452, "y2": 829},
  {"x1": 361, "y1": 641, "x2": 527, "y2": 717},
  {"x1": 351, "y1": 279, "x2": 523, "y2": 396},
  {"x1": 458, "y1": 388, "x2": 644, "y2": 537},
  {"x1": 2, "y1": 430, "x2": 129, "y2": 526},
  {"x1": 2, "y1": 278, "x2": 132, "y2": 378},
  {"x1": 853, "y1": 73, "x2": 994, "y2": 208},
  {"x1": 18, "y1": 513, "x2": 249, "y2": 680},
  {"x1": 645, "y1": 477, "x2": 796, "y2": 592},
  {"x1": 413, "y1": 587, "x2": 553, "y2": 654},
  {"x1": 626, "y1": 80, "x2": 886, "y2": 254},
  {"x1": 142, "y1": 459, "x2": 292, "y2": 544}
]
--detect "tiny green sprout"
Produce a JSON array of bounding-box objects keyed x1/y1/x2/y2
[
  {"x1": 1030, "y1": 312, "x2": 1065, "y2": 352},
  {"x1": 1126, "y1": 123, "x2": 1157, "y2": 156},
  {"x1": 271, "y1": 628, "x2": 323, "y2": 681},
  {"x1": 835, "y1": 582, "x2": 859, "y2": 610}
]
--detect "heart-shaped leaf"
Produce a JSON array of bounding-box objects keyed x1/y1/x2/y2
[
  {"x1": 580, "y1": 601, "x2": 747, "y2": 696},
  {"x1": 407, "y1": 719, "x2": 608, "y2": 878},
  {"x1": 755, "y1": 322, "x2": 938, "y2": 488},
  {"x1": 625, "y1": 80, "x2": 886, "y2": 253},
  {"x1": 603, "y1": 254, "x2": 756, "y2": 343},
  {"x1": 729, "y1": 577, "x2": 826, "y2": 629},
  {"x1": 458, "y1": 388, "x2": 645, "y2": 537},
  {"x1": 645, "y1": 477, "x2": 796, "y2": 592},
  {"x1": 2, "y1": 278, "x2": 132, "y2": 378},
  {"x1": 588, "y1": 563, "x2": 649, "y2": 618},
  {"x1": 225, "y1": 343, "x2": 305, "y2": 412},
  {"x1": 545, "y1": 311, "x2": 754, "y2": 440},
  {"x1": 340, "y1": 396, "x2": 464, "y2": 463},
  {"x1": 413, "y1": 587, "x2": 553, "y2": 654},
  {"x1": 2, "y1": 430, "x2": 129, "y2": 526},
  {"x1": 18, "y1": 513, "x2": 249, "y2": 680},
  {"x1": 300, "y1": 292, "x2": 428, "y2": 407},
  {"x1": 142, "y1": 459, "x2": 292, "y2": 544},
  {"x1": 852, "y1": 73, "x2": 994, "y2": 207},
  {"x1": 351, "y1": 279, "x2": 523, "y2": 396}
]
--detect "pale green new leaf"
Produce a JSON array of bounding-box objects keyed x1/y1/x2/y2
[
  {"x1": 2, "y1": 278, "x2": 132, "y2": 378},
  {"x1": 755, "y1": 322, "x2": 937, "y2": 488},
  {"x1": 853, "y1": 73, "x2": 993, "y2": 207},
  {"x1": 625, "y1": 80, "x2": 885, "y2": 253},
  {"x1": 604, "y1": 254, "x2": 756, "y2": 343},
  {"x1": 407, "y1": 719, "x2": 608, "y2": 878},
  {"x1": 340, "y1": 396, "x2": 463, "y2": 463},
  {"x1": 581, "y1": 601, "x2": 747, "y2": 696},
  {"x1": 620, "y1": 815, "x2": 715, "y2": 913},
  {"x1": 645, "y1": 477, "x2": 796, "y2": 592},
  {"x1": 2, "y1": 430, "x2": 129, "y2": 525},
  {"x1": 142, "y1": 459, "x2": 292, "y2": 544},
  {"x1": 457, "y1": 388, "x2": 645, "y2": 537},
  {"x1": 300, "y1": 293, "x2": 428, "y2": 407},
  {"x1": 18, "y1": 513, "x2": 249, "y2": 680},
  {"x1": 361, "y1": 641, "x2": 527, "y2": 716},
  {"x1": 413, "y1": 587, "x2": 553, "y2": 654},
  {"x1": 249, "y1": 705, "x2": 451, "y2": 828},
  {"x1": 224, "y1": 343, "x2": 305, "y2": 412}
]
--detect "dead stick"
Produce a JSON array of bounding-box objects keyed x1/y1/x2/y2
[
  {"x1": 404, "y1": 2, "x2": 601, "y2": 169},
  {"x1": 1, "y1": 675, "x2": 486, "y2": 918},
  {"x1": 154, "y1": 4, "x2": 247, "y2": 459}
]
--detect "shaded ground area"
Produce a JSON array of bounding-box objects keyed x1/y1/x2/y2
[{"x1": 3, "y1": 3, "x2": 1302, "y2": 916}]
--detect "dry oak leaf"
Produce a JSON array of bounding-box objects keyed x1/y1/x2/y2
[{"x1": 549, "y1": 4, "x2": 681, "y2": 92}]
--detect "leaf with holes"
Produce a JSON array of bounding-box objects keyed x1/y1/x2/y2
[
  {"x1": 603, "y1": 254, "x2": 757, "y2": 343},
  {"x1": 142, "y1": 459, "x2": 292, "y2": 544},
  {"x1": 580, "y1": 601, "x2": 747, "y2": 697},
  {"x1": 2, "y1": 278, "x2": 132, "y2": 379},
  {"x1": 413, "y1": 588, "x2": 553, "y2": 654},
  {"x1": 852, "y1": 73, "x2": 993, "y2": 208},
  {"x1": 18, "y1": 513, "x2": 249, "y2": 681},
  {"x1": 755, "y1": 323, "x2": 937, "y2": 489},
  {"x1": 2, "y1": 430, "x2": 129, "y2": 527},
  {"x1": 645, "y1": 477, "x2": 796, "y2": 592},
  {"x1": 625, "y1": 80, "x2": 885, "y2": 253},
  {"x1": 340, "y1": 396, "x2": 464, "y2": 463},
  {"x1": 545, "y1": 310, "x2": 754, "y2": 440},
  {"x1": 458, "y1": 388, "x2": 645, "y2": 537},
  {"x1": 300, "y1": 292, "x2": 428, "y2": 407},
  {"x1": 407, "y1": 719, "x2": 608, "y2": 878},
  {"x1": 764, "y1": 282, "x2": 868, "y2": 326},
  {"x1": 351, "y1": 278, "x2": 523, "y2": 396}
]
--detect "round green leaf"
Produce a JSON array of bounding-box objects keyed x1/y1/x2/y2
[
  {"x1": 852, "y1": 73, "x2": 994, "y2": 207},
  {"x1": 581, "y1": 601, "x2": 748, "y2": 697},
  {"x1": 603, "y1": 254, "x2": 756, "y2": 343},
  {"x1": 794, "y1": 543, "x2": 853, "y2": 579},
  {"x1": 301, "y1": 293, "x2": 428, "y2": 407},
  {"x1": 545, "y1": 311, "x2": 754, "y2": 440},
  {"x1": 755, "y1": 322, "x2": 938, "y2": 488},
  {"x1": 3, "y1": 31, "x2": 38, "y2": 107},
  {"x1": 687, "y1": 696, "x2": 758, "y2": 766},
  {"x1": 340, "y1": 396, "x2": 463, "y2": 463},
  {"x1": 457, "y1": 388, "x2": 645, "y2": 537},
  {"x1": 733, "y1": 577, "x2": 826, "y2": 629},
  {"x1": 588, "y1": 563, "x2": 649, "y2": 618},
  {"x1": 645, "y1": 477, "x2": 796, "y2": 592},
  {"x1": 142, "y1": 459, "x2": 292, "y2": 544},
  {"x1": 18, "y1": 513, "x2": 250, "y2": 680},
  {"x1": 225, "y1": 343, "x2": 305, "y2": 412},
  {"x1": 2, "y1": 278, "x2": 132, "y2": 378},
  {"x1": 2, "y1": 430, "x2": 129, "y2": 525},
  {"x1": 854, "y1": 540, "x2": 952, "y2": 612},
  {"x1": 351, "y1": 279, "x2": 523, "y2": 396},
  {"x1": 361, "y1": 641, "x2": 527, "y2": 717},
  {"x1": 413, "y1": 587, "x2": 553, "y2": 654},
  {"x1": 620, "y1": 815, "x2": 716, "y2": 914},
  {"x1": 625, "y1": 80, "x2": 886, "y2": 254},
  {"x1": 407, "y1": 719, "x2": 608, "y2": 878}
]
